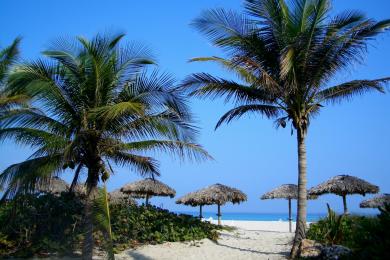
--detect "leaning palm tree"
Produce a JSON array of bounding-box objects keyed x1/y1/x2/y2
[
  {"x1": 182, "y1": 0, "x2": 390, "y2": 256},
  {"x1": 0, "y1": 33, "x2": 210, "y2": 259},
  {"x1": 0, "y1": 38, "x2": 28, "y2": 115}
]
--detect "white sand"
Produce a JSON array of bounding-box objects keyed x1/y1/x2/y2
[
  {"x1": 116, "y1": 221, "x2": 294, "y2": 260},
  {"x1": 209, "y1": 220, "x2": 296, "y2": 232}
]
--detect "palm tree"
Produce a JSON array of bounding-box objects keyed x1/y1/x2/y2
[
  {"x1": 0, "y1": 33, "x2": 210, "y2": 259},
  {"x1": 182, "y1": 0, "x2": 390, "y2": 256},
  {"x1": 0, "y1": 38, "x2": 28, "y2": 114}
]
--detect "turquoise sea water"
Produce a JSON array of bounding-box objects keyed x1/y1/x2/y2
[{"x1": 175, "y1": 211, "x2": 326, "y2": 222}]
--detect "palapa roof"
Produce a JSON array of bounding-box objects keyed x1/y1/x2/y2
[
  {"x1": 36, "y1": 177, "x2": 69, "y2": 193},
  {"x1": 109, "y1": 189, "x2": 136, "y2": 205},
  {"x1": 72, "y1": 184, "x2": 87, "y2": 195},
  {"x1": 176, "y1": 183, "x2": 247, "y2": 206},
  {"x1": 120, "y1": 178, "x2": 176, "y2": 198},
  {"x1": 261, "y1": 184, "x2": 317, "y2": 200},
  {"x1": 360, "y1": 194, "x2": 390, "y2": 208},
  {"x1": 308, "y1": 175, "x2": 379, "y2": 196}
]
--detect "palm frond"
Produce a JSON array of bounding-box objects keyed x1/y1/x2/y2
[
  {"x1": 121, "y1": 70, "x2": 191, "y2": 119},
  {"x1": 106, "y1": 151, "x2": 160, "y2": 177},
  {"x1": 89, "y1": 101, "x2": 145, "y2": 123},
  {"x1": 182, "y1": 73, "x2": 273, "y2": 105},
  {"x1": 0, "y1": 127, "x2": 67, "y2": 150},
  {"x1": 317, "y1": 78, "x2": 389, "y2": 104},
  {"x1": 0, "y1": 154, "x2": 63, "y2": 199},
  {"x1": 215, "y1": 104, "x2": 281, "y2": 129},
  {"x1": 92, "y1": 185, "x2": 114, "y2": 260},
  {"x1": 7, "y1": 60, "x2": 79, "y2": 122},
  {"x1": 191, "y1": 8, "x2": 253, "y2": 48},
  {"x1": 119, "y1": 140, "x2": 212, "y2": 162},
  {"x1": 308, "y1": 18, "x2": 390, "y2": 86},
  {"x1": 0, "y1": 37, "x2": 21, "y2": 82},
  {"x1": 107, "y1": 110, "x2": 198, "y2": 142},
  {"x1": 0, "y1": 94, "x2": 29, "y2": 111},
  {"x1": 0, "y1": 108, "x2": 69, "y2": 135},
  {"x1": 190, "y1": 56, "x2": 257, "y2": 83}
]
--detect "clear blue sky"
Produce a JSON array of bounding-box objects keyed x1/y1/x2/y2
[{"x1": 1, "y1": 0, "x2": 390, "y2": 215}]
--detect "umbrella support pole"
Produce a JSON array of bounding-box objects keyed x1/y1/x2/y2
[
  {"x1": 342, "y1": 194, "x2": 348, "y2": 215},
  {"x1": 199, "y1": 205, "x2": 203, "y2": 219},
  {"x1": 288, "y1": 198, "x2": 292, "y2": 233},
  {"x1": 217, "y1": 204, "x2": 221, "y2": 225},
  {"x1": 145, "y1": 194, "x2": 149, "y2": 206}
]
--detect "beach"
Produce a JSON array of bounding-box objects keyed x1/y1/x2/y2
[{"x1": 116, "y1": 220, "x2": 294, "y2": 260}]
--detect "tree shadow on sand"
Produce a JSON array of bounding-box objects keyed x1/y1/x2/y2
[
  {"x1": 118, "y1": 251, "x2": 155, "y2": 260},
  {"x1": 213, "y1": 241, "x2": 290, "y2": 257}
]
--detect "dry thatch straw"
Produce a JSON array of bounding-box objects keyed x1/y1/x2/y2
[
  {"x1": 108, "y1": 189, "x2": 137, "y2": 205},
  {"x1": 260, "y1": 184, "x2": 317, "y2": 232},
  {"x1": 176, "y1": 190, "x2": 205, "y2": 219},
  {"x1": 120, "y1": 178, "x2": 176, "y2": 205},
  {"x1": 176, "y1": 183, "x2": 247, "y2": 224},
  {"x1": 72, "y1": 184, "x2": 87, "y2": 195},
  {"x1": 360, "y1": 194, "x2": 390, "y2": 208},
  {"x1": 261, "y1": 184, "x2": 299, "y2": 200},
  {"x1": 36, "y1": 176, "x2": 69, "y2": 194},
  {"x1": 308, "y1": 175, "x2": 379, "y2": 214},
  {"x1": 261, "y1": 184, "x2": 318, "y2": 200}
]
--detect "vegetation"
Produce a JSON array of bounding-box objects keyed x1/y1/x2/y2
[
  {"x1": 0, "y1": 33, "x2": 210, "y2": 257},
  {"x1": 110, "y1": 203, "x2": 220, "y2": 252},
  {"x1": 0, "y1": 193, "x2": 84, "y2": 257},
  {"x1": 181, "y1": 0, "x2": 390, "y2": 256},
  {"x1": 0, "y1": 38, "x2": 28, "y2": 116},
  {"x1": 307, "y1": 204, "x2": 349, "y2": 245},
  {"x1": 307, "y1": 204, "x2": 390, "y2": 259},
  {"x1": 0, "y1": 193, "x2": 220, "y2": 257}
]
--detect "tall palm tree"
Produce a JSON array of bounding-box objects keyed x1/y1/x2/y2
[
  {"x1": 182, "y1": 0, "x2": 390, "y2": 256},
  {"x1": 0, "y1": 33, "x2": 210, "y2": 259},
  {"x1": 0, "y1": 38, "x2": 28, "y2": 114}
]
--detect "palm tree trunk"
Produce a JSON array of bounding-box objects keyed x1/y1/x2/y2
[
  {"x1": 291, "y1": 128, "x2": 308, "y2": 258},
  {"x1": 82, "y1": 167, "x2": 99, "y2": 260},
  {"x1": 199, "y1": 205, "x2": 203, "y2": 219}
]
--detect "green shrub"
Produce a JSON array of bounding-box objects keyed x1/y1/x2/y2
[
  {"x1": 0, "y1": 193, "x2": 220, "y2": 257},
  {"x1": 109, "y1": 203, "x2": 220, "y2": 252},
  {"x1": 0, "y1": 193, "x2": 84, "y2": 257},
  {"x1": 307, "y1": 204, "x2": 350, "y2": 245},
  {"x1": 307, "y1": 204, "x2": 390, "y2": 259}
]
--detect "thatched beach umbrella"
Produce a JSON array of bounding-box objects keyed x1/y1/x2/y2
[
  {"x1": 72, "y1": 183, "x2": 87, "y2": 196},
  {"x1": 177, "y1": 183, "x2": 247, "y2": 225},
  {"x1": 108, "y1": 189, "x2": 136, "y2": 205},
  {"x1": 308, "y1": 175, "x2": 379, "y2": 214},
  {"x1": 120, "y1": 178, "x2": 176, "y2": 205},
  {"x1": 36, "y1": 176, "x2": 69, "y2": 194},
  {"x1": 176, "y1": 191, "x2": 206, "y2": 219},
  {"x1": 360, "y1": 194, "x2": 390, "y2": 209},
  {"x1": 261, "y1": 184, "x2": 317, "y2": 232}
]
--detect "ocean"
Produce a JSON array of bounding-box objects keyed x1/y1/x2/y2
[{"x1": 175, "y1": 211, "x2": 326, "y2": 222}]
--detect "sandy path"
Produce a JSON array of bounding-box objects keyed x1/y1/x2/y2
[{"x1": 116, "y1": 221, "x2": 294, "y2": 260}]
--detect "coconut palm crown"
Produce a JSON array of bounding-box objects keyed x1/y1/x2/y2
[
  {"x1": 0, "y1": 33, "x2": 210, "y2": 258},
  {"x1": 182, "y1": 0, "x2": 390, "y2": 256}
]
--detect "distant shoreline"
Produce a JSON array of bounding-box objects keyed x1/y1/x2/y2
[{"x1": 174, "y1": 211, "x2": 377, "y2": 222}]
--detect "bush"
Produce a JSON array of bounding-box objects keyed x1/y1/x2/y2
[
  {"x1": 0, "y1": 193, "x2": 220, "y2": 257},
  {"x1": 110, "y1": 204, "x2": 220, "y2": 252},
  {"x1": 306, "y1": 204, "x2": 355, "y2": 246},
  {"x1": 0, "y1": 193, "x2": 84, "y2": 257},
  {"x1": 307, "y1": 204, "x2": 390, "y2": 259}
]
